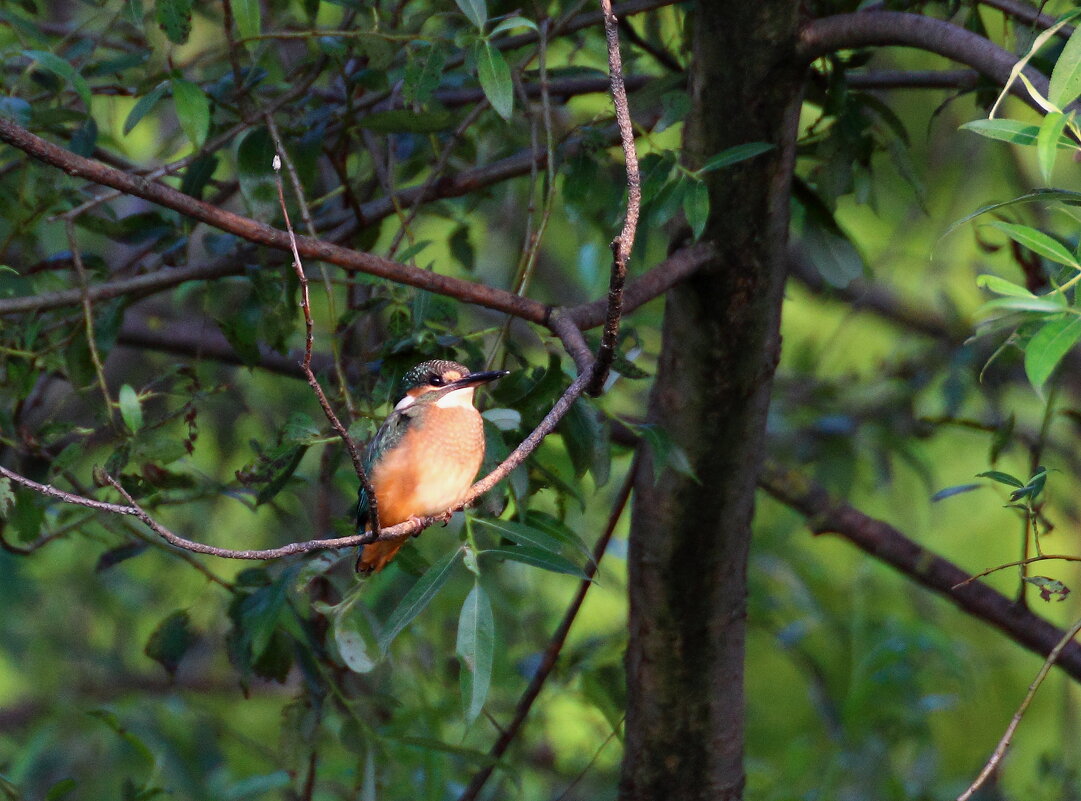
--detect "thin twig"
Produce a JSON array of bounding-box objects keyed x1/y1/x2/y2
[
  {"x1": 956, "y1": 615, "x2": 1081, "y2": 801},
  {"x1": 66, "y1": 218, "x2": 114, "y2": 421},
  {"x1": 951, "y1": 554, "x2": 1081, "y2": 590},
  {"x1": 457, "y1": 450, "x2": 637, "y2": 801},
  {"x1": 269, "y1": 145, "x2": 380, "y2": 538},
  {"x1": 588, "y1": 0, "x2": 641, "y2": 396}
]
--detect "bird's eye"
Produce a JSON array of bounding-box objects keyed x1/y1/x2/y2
[{"x1": 429, "y1": 374, "x2": 445, "y2": 386}]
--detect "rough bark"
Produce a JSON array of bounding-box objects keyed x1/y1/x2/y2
[{"x1": 620, "y1": 4, "x2": 803, "y2": 800}]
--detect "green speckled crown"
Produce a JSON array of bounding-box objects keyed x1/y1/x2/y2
[{"x1": 400, "y1": 360, "x2": 472, "y2": 393}]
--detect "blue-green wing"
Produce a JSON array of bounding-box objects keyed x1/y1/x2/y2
[{"x1": 356, "y1": 406, "x2": 417, "y2": 532}]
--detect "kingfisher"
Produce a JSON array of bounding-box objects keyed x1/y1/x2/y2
[{"x1": 355, "y1": 359, "x2": 508, "y2": 573}]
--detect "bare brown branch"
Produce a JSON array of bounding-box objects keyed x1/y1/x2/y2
[{"x1": 588, "y1": 0, "x2": 642, "y2": 397}]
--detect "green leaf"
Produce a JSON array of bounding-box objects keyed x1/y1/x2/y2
[
  {"x1": 695, "y1": 141, "x2": 774, "y2": 175},
  {"x1": 1050, "y1": 23, "x2": 1081, "y2": 108},
  {"x1": 683, "y1": 178, "x2": 709, "y2": 240},
  {"x1": 480, "y1": 546, "x2": 588, "y2": 578},
  {"x1": 236, "y1": 127, "x2": 277, "y2": 212},
  {"x1": 474, "y1": 40, "x2": 513, "y2": 121},
  {"x1": 1024, "y1": 315, "x2": 1081, "y2": 391},
  {"x1": 985, "y1": 221, "x2": 1079, "y2": 268},
  {"x1": 403, "y1": 43, "x2": 447, "y2": 106},
  {"x1": 976, "y1": 295, "x2": 1069, "y2": 316},
  {"x1": 1037, "y1": 112, "x2": 1069, "y2": 183},
  {"x1": 22, "y1": 50, "x2": 91, "y2": 109},
  {"x1": 456, "y1": 582, "x2": 494, "y2": 723},
  {"x1": 975, "y1": 274, "x2": 1035, "y2": 298},
  {"x1": 123, "y1": 83, "x2": 168, "y2": 135},
  {"x1": 489, "y1": 15, "x2": 537, "y2": 36},
  {"x1": 156, "y1": 0, "x2": 193, "y2": 44},
  {"x1": 144, "y1": 610, "x2": 194, "y2": 675},
  {"x1": 523, "y1": 510, "x2": 594, "y2": 563},
  {"x1": 976, "y1": 470, "x2": 1025, "y2": 488},
  {"x1": 171, "y1": 78, "x2": 210, "y2": 148},
  {"x1": 232, "y1": 0, "x2": 261, "y2": 42},
  {"x1": 378, "y1": 547, "x2": 464, "y2": 654},
  {"x1": 474, "y1": 517, "x2": 571, "y2": 557},
  {"x1": 357, "y1": 109, "x2": 456, "y2": 133},
  {"x1": 118, "y1": 384, "x2": 143, "y2": 434},
  {"x1": 455, "y1": 0, "x2": 487, "y2": 30},
  {"x1": 944, "y1": 189, "x2": 1081, "y2": 240},
  {"x1": 960, "y1": 119, "x2": 1046, "y2": 147}
]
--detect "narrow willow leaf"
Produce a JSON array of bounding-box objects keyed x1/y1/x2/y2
[
  {"x1": 1024, "y1": 314, "x2": 1081, "y2": 391},
  {"x1": 124, "y1": 82, "x2": 168, "y2": 136},
  {"x1": 474, "y1": 41, "x2": 513, "y2": 120},
  {"x1": 456, "y1": 582, "x2": 494, "y2": 723},
  {"x1": 976, "y1": 295, "x2": 1068, "y2": 316},
  {"x1": 1050, "y1": 23, "x2": 1081, "y2": 108},
  {"x1": 23, "y1": 50, "x2": 91, "y2": 108},
  {"x1": 480, "y1": 546, "x2": 588, "y2": 578},
  {"x1": 987, "y1": 221, "x2": 1079, "y2": 268},
  {"x1": 683, "y1": 178, "x2": 709, "y2": 240},
  {"x1": 474, "y1": 517, "x2": 568, "y2": 557},
  {"x1": 378, "y1": 547, "x2": 464, "y2": 654},
  {"x1": 171, "y1": 78, "x2": 210, "y2": 147},
  {"x1": 118, "y1": 384, "x2": 143, "y2": 433},
  {"x1": 1037, "y1": 112, "x2": 1069, "y2": 183},
  {"x1": 975, "y1": 274, "x2": 1035, "y2": 298},
  {"x1": 232, "y1": 0, "x2": 261, "y2": 41},
  {"x1": 942, "y1": 189, "x2": 1081, "y2": 239},
  {"x1": 958, "y1": 119, "x2": 1072, "y2": 148},
  {"x1": 976, "y1": 470, "x2": 1025, "y2": 488},
  {"x1": 454, "y1": 0, "x2": 487, "y2": 30},
  {"x1": 695, "y1": 142, "x2": 774, "y2": 175},
  {"x1": 489, "y1": 15, "x2": 537, "y2": 36}
]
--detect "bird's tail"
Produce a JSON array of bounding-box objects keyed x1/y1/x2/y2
[{"x1": 356, "y1": 538, "x2": 405, "y2": 574}]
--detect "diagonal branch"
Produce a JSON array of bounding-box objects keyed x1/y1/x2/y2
[{"x1": 759, "y1": 461, "x2": 1081, "y2": 683}]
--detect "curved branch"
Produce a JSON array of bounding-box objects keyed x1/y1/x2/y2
[
  {"x1": 759, "y1": 461, "x2": 1081, "y2": 683},
  {"x1": 798, "y1": 12, "x2": 1050, "y2": 111}
]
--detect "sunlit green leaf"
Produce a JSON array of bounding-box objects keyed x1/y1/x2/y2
[
  {"x1": 976, "y1": 470, "x2": 1025, "y2": 488},
  {"x1": 1050, "y1": 23, "x2": 1081, "y2": 108},
  {"x1": 118, "y1": 384, "x2": 143, "y2": 434},
  {"x1": 1024, "y1": 314, "x2": 1081, "y2": 391},
  {"x1": 232, "y1": 0, "x2": 261, "y2": 42},
  {"x1": 975, "y1": 274, "x2": 1035, "y2": 298},
  {"x1": 986, "y1": 221, "x2": 1079, "y2": 268},
  {"x1": 156, "y1": 0, "x2": 193, "y2": 44},
  {"x1": 1036, "y1": 112, "x2": 1069, "y2": 183}
]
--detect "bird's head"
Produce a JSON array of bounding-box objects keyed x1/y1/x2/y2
[{"x1": 394, "y1": 360, "x2": 508, "y2": 411}]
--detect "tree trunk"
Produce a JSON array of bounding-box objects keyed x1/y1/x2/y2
[{"x1": 620, "y1": 4, "x2": 803, "y2": 800}]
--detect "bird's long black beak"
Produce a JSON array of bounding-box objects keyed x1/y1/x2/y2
[{"x1": 447, "y1": 370, "x2": 509, "y2": 390}]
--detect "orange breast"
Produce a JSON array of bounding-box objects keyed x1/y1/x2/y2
[{"x1": 369, "y1": 405, "x2": 485, "y2": 525}]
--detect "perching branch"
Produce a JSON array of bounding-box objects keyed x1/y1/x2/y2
[
  {"x1": 759, "y1": 461, "x2": 1081, "y2": 683},
  {"x1": 588, "y1": 0, "x2": 642, "y2": 397}
]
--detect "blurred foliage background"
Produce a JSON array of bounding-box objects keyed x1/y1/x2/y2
[{"x1": 2, "y1": 0, "x2": 1081, "y2": 799}]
